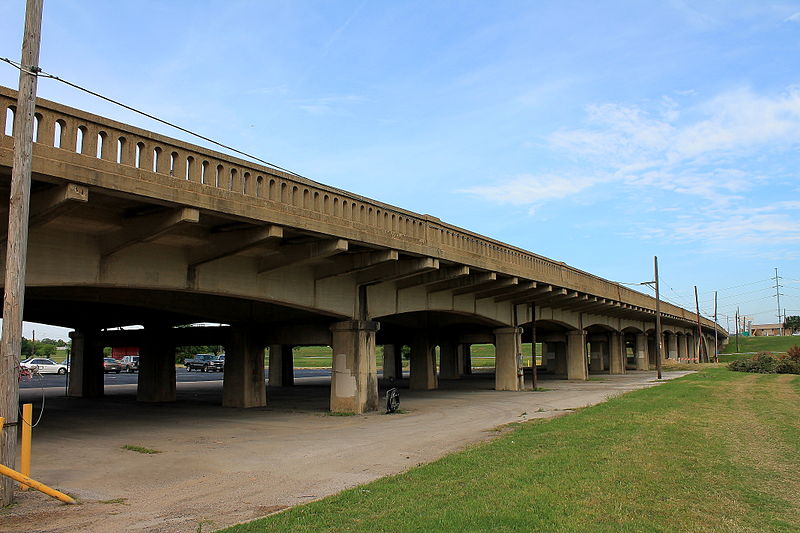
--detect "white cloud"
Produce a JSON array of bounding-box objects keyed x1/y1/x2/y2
[
  {"x1": 462, "y1": 173, "x2": 602, "y2": 205},
  {"x1": 785, "y1": 12, "x2": 800, "y2": 23},
  {"x1": 464, "y1": 85, "x2": 800, "y2": 252}
]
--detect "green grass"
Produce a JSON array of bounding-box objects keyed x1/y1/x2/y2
[
  {"x1": 219, "y1": 369, "x2": 800, "y2": 533},
  {"x1": 121, "y1": 444, "x2": 161, "y2": 454},
  {"x1": 721, "y1": 335, "x2": 800, "y2": 354}
]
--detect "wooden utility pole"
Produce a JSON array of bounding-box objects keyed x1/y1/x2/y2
[
  {"x1": 1, "y1": 0, "x2": 43, "y2": 507},
  {"x1": 654, "y1": 256, "x2": 662, "y2": 380},
  {"x1": 694, "y1": 286, "x2": 703, "y2": 363},
  {"x1": 735, "y1": 307, "x2": 740, "y2": 353},
  {"x1": 713, "y1": 291, "x2": 719, "y2": 363}
]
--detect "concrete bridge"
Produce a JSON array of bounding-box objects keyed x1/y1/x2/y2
[{"x1": 0, "y1": 86, "x2": 726, "y2": 413}]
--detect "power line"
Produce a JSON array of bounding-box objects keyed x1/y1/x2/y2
[{"x1": 0, "y1": 56, "x2": 329, "y2": 189}]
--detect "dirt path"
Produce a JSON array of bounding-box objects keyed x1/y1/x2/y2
[{"x1": 1, "y1": 372, "x2": 689, "y2": 533}]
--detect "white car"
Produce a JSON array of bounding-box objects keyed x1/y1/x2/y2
[{"x1": 20, "y1": 358, "x2": 69, "y2": 375}]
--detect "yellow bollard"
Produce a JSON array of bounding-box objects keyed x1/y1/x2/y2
[
  {"x1": 21, "y1": 403, "x2": 32, "y2": 491},
  {"x1": 0, "y1": 463, "x2": 76, "y2": 504}
]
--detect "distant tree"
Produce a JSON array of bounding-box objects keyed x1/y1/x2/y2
[
  {"x1": 785, "y1": 315, "x2": 800, "y2": 333},
  {"x1": 34, "y1": 343, "x2": 57, "y2": 358},
  {"x1": 40, "y1": 338, "x2": 59, "y2": 345},
  {"x1": 21, "y1": 338, "x2": 34, "y2": 357}
]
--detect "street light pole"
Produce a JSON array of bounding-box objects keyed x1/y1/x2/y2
[{"x1": 654, "y1": 256, "x2": 662, "y2": 380}]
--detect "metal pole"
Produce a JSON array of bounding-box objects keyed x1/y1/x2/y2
[
  {"x1": 713, "y1": 291, "x2": 718, "y2": 363},
  {"x1": 735, "y1": 307, "x2": 740, "y2": 353},
  {"x1": 774, "y1": 268, "x2": 782, "y2": 335},
  {"x1": 530, "y1": 302, "x2": 537, "y2": 390},
  {"x1": 0, "y1": 0, "x2": 44, "y2": 507},
  {"x1": 654, "y1": 256, "x2": 662, "y2": 380},
  {"x1": 694, "y1": 286, "x2": 703, "y2": 363}
]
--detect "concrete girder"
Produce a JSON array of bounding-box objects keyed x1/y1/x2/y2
[
  {"x1": 188, "y1": 225, "x2": 283, "y2": 268},
  {"x1": 475, "y1": 281, "x2": 535, "y2": 300},
  {"x1": 494, "y1": 284, "x2": 553, "y2": 303},
  {"x1": 257, "y1": 238, "x2": 348, "y2": 273},
  {"x1": 395, "y1": 265, "x2": 470, "y2": 290},
  {"x1": 100, "y1": 207, "x2": 200, "y2": 257},
  {"x1": 453, "y1": 276, "x2": 518, "y2": 296},
  {"x1": 0, "y1": 183, "x2": 89, "y2": 244},
  {"x1": 356, "y1": 257, "x2": 439, "y2": 284},
  {"x1": 314, "y1": 249, "x2": 399, "y2": 280},
  {"x1": 512, "y1": 287, "x2": 570, "y2": 306},
  {"x1": 426, "y1": 271, "x2": 495, "y2": 294},
  {"x1": 470, "y1": 278, "x2": 523, "y2": 299}
]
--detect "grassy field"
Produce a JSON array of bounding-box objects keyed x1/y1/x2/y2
[
  {"x1": 290, "y1": 344, "x2": 544, "y2": 369},
  {"x1": 220, "y1": 368, "x2": 800, "y2": 533},
  {"x1": 721, "y1": 335, "x2": 800, "y2": 354}
]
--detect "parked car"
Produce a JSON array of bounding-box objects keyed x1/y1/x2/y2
[
  {"x1": 20, "y1": 358, "x2": 68, "y2": 375},
  {"x1": 120, "y1": 355, "x2": 139, "y2": 373},
  {"x1": 103, "y1": 358, "x2": 123, "y2": 373},
  {"x1": 185, "y1": 353, "x2": 222, "y2": 372},
  {"x1": 210, "y1": 354, "x2": 225, "y2": 372}
]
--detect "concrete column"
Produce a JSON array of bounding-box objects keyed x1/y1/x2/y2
[
  {"x1": 668, "y1": 334, "x2": 678, "y2": 360},
  {"x1": 566, "y1": 331, "x2": 588, "y2": 380},
  {"x1": 67, "y1": 330, "x2": 104, "y2": 398},
  {"x1": 609, "y1": 332, "x2": 625, "y2": 375},
  {"x1": 494, "y1": 327, "x2": 524, "y2": 391},
  {"x1": 462, "y1": 343, "x2": 472, "y2": 375},
  {"x1": 676, "y1": 334, "x2": 686, "y2": 362},
  {"x1": 223, "y1": 327, "x2": 266, "y2": 408},
  {"x1": 267, "y1": 344, "x2": 282, "y2": 386},
  {"x1": 543, "y1": 342, "x2": 557, "y2": 372},
  {"x1": 438, "y1": 341, "x2": 459, "y2": 379},
  {"x1": 330, "y1": 320, "x2": 379, "y2": 414},
  {"x1": 555, "y1": 342, "x2": 568, "y2": 374},
  {"x1": 410, "y1": 333, "x2": 437, "y2": 390},
  {"x1": 456, "y1": 344, "x2": 467, "y2": 377},
  {"x1": 635, "y1": 333, "x2": 648, "y2": 370},
  {"x1": 589, "y1": 340, "x2": 606, "y2": 373},
  {"x1": 137, "y1": 327, "x2": 176, "y2": 402},
  {"x1": 281, "y1": 344, "x2": 294, "y2": 386},
  {"x1": 382, "y1": 344, "x2": 400, "y2": 380}
]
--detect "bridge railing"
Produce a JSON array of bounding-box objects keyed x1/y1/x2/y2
[{"x1": 0, "y1": 86, "x2": 716, "y2": 329}]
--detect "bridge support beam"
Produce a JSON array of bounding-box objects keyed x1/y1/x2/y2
[
  {"x1": 67, "y1": 330, "x2": 104, "y2": 398},
  {"x1": 438, "y1": 340, "x2": 459, "y2": 380},
  {"x1": 677, "y1": 334, "x2": 687, "y2": 362},
  {"x1": 330, "y1": 320, "x2": 379, "y2": 414},
  {"x1": 566, "y1": 331, "x2": 588, "y2": 380},
  {"x1": 223, "y1": 327, "x2": 266, "y2": 408},
  {"x1": 410, "y1": 334, "x2": 437, "y2": 390},
  {"x1": 635, "y1": 333, "x2": 649, "y2": 370},
  {"x1": 267, "y1": 345, "x2": 294, "y2": 387},
  {"x1": 494, "y1": 327, "x2": 524, "y2": 391},
  {"x1": 461, "y1": 343, "x2": 472, "y2": 375},
  {"x1": 609, "y1": 332, "x2": 625, "y2": 375},
  {"x1": 382, "y1": 344, "x2": 402, "y2": 380},
  {"x1": 137, "y1": 327, "x2": 176, "y2": 402},
  {"x1": 589, "y1": 338, "x2": 607, "y2": 373},
  {"x1": 668, "y1": 334, "x2": 678, "y2": 360}
]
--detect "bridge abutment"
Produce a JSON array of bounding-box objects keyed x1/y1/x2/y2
[{"x1": 329, "y1": 320, "x2": 379, "y2": 414}]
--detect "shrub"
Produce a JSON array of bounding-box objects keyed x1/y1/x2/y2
[
  {"x1": 728, "y1": 350, "x2": 800, "y2": 374},
  {"x1": 787, "y1": 345, "x2": 800, "y2": 362}
]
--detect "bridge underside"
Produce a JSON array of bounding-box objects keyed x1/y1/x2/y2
[{"x1": 0, "y1": 87, "x2": 725, "y2": 414}]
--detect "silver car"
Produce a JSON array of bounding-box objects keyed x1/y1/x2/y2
[{"x1": 20, "y1": 358, "x2": 68, "y2": 375}]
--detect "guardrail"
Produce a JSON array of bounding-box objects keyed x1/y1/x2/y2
[{"x1": 0, "y1": 85, "x2": 719, "y2": 330}]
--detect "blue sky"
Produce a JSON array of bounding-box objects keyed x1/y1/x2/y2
[{"x1": 1, "y1": 0, "x2": 799, "y2": 340}]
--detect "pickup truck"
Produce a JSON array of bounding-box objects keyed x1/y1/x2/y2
[{"x1": 185, "y1": 353, "x2": 224, "y2": 372}]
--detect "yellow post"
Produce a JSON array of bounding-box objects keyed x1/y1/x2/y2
[
  {"x1": 20, "y1": 403, "x2": 31, "y2": 490},
  {"x1": 0, "y1": 463, "x2": 75, "y2": 504}
]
